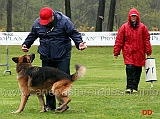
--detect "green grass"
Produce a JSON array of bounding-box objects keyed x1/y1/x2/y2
[{"x1": 0, "y1": 46, "x2": 160, "y2": 119}]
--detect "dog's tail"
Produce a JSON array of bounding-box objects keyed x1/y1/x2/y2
[{"x1": 71, "y1": 64, "x2": 86, "y2": 82}]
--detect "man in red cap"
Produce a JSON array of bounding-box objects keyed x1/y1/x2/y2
[
  {"x1": 114, "y1": 8, "x2": 152, "y2": 94},
  {"x1": 22, "y1": 7, "x2": 87, "y2": 111}
]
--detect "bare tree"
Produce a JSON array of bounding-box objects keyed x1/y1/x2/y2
[
  {"x1": 95, "y1": 0, "x2": 105, "y2": 32},
  {"x1": 65, "y1": 0, "x2": 71, "y2": 19},
  {"x1": 107, "y1": 0, "x2": 116, "y2": 31},
  {"x1": 0, "y1": 0, "x2": 4, "y2": 21},
  {"x1": 7, "y1": 0, "x2": 12, "y2": 32}
]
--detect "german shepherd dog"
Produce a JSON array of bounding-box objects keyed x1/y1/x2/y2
[{"x1": 12, "y1": 54, "x2": 86, "y2": 113}]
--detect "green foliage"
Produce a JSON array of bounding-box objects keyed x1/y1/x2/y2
[
  {"x1": 0, "y1": 46, "x2": 160, "y2": 119},
  {"x1": 77, "y1": 22, "x2": 95, "y2": 32},
  {"x1": 0, "y1": 0, "x2": 159, "y2": 32},
  {"x1": 115, "y1": 0, "x2": 160, "y2": 30}
]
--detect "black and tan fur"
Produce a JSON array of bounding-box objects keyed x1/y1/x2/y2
[{"x1": 12, "y1": 54, "x2": 86, "y2": 113}]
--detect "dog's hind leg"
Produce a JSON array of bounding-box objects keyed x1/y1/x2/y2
[
  {"x1": 53, "y1": 81, "x2": 72, "y2": 113},
  {"x1": 12, "y1": 94, "x2": 30, "y2": 113},
  {"x1": 37, "y1": 94, "x2": 46, "y2": 113},
  {"x1": 55, "y1": 96, "x2": 70, "y2": 113}
]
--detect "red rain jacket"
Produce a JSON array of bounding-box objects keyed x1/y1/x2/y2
[{"x1": 114, "y1": 8, "x2": 152, "y2": 66}]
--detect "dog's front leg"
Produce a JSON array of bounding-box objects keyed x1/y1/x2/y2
[
  {"x1": 37, "y1": 94, "x2": 45, "y2": 113},
  {"x1": 12, "y1": 94, "x2": 29, "y2": 113}
]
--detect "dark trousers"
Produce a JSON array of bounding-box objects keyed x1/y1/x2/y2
[
  {"x1": 126, "y1": 64, "x2": 142, "y2": 91},
  {"x1": 42, "y1": 58, "x2": 70, "y2": 109}
]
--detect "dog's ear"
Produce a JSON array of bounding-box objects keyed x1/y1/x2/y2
[
  {"x1": 12, "y1": 57, "x2": 18, "y2": 63},
  {"x1": 30, "y1": 54, "x2": 35, "y2": 63}
]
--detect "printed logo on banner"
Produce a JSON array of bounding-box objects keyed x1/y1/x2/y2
[
  {"x1": 109, "y1": 33, "x2": 117, "y2": 36},
  {"x1": 2, "y1": 32, "x2": 13, "y2": 36},
  {"x1": 0, "y1": 32, "x2": 40, "y2": 45}
]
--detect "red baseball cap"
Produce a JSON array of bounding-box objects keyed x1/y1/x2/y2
[{"x1": 39, "y1": 7, "x2": 53, "y2": 25}]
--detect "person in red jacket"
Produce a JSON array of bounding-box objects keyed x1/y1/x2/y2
[{"x1": 114, "y1": 8, "x2": 152, "y2": 93}]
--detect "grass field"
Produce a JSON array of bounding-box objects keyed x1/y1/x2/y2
[{"x1": 0, "y1": 45, "x2": 160, "y2": 119}]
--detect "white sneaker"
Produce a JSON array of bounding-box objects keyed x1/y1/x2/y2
[
  {"x1": 132, "y1": 89, "x2": 137, "y2": 93},
  {"x1": 125, "y1": 89, "x2": 132, "y2": 93}
]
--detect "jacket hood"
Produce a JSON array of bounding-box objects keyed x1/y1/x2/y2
[
  {"x1": 128, "y1": 8, "x2": 140, "y2": 25},
  {"x1": 53, "y1": 11, "x2": 63, "y2": 21}
]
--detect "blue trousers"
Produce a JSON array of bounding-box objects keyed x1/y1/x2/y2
[{"x1": 42, "y1": 58, "x2": 70, "y2": 109}]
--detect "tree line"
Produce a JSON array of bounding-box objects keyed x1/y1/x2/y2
[{"x1": 0, "y1": 0, "x2": 159, "y2": 32}]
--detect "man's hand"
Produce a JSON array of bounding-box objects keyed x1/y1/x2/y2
[
  {"x1": 147, "y1": 55, "x2": 151, "y2": 58},
  {"x1": 79, "y1": 42, "x2": 87, "y2": 50},
  {"x1": 114, "y1": 55, "x2": 118, "y2": 59},
  {"x1": 22, "y1": 45, "x2": 29, "y2": 52}
]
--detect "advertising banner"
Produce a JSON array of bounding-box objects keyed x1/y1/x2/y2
[{"x1": 0, "y1": 32, "x2": 160, "y2": 46}]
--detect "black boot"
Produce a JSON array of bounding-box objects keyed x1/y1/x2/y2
[{"x1": 45, "y1": 93, "x2": 56, "y2": 111}]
